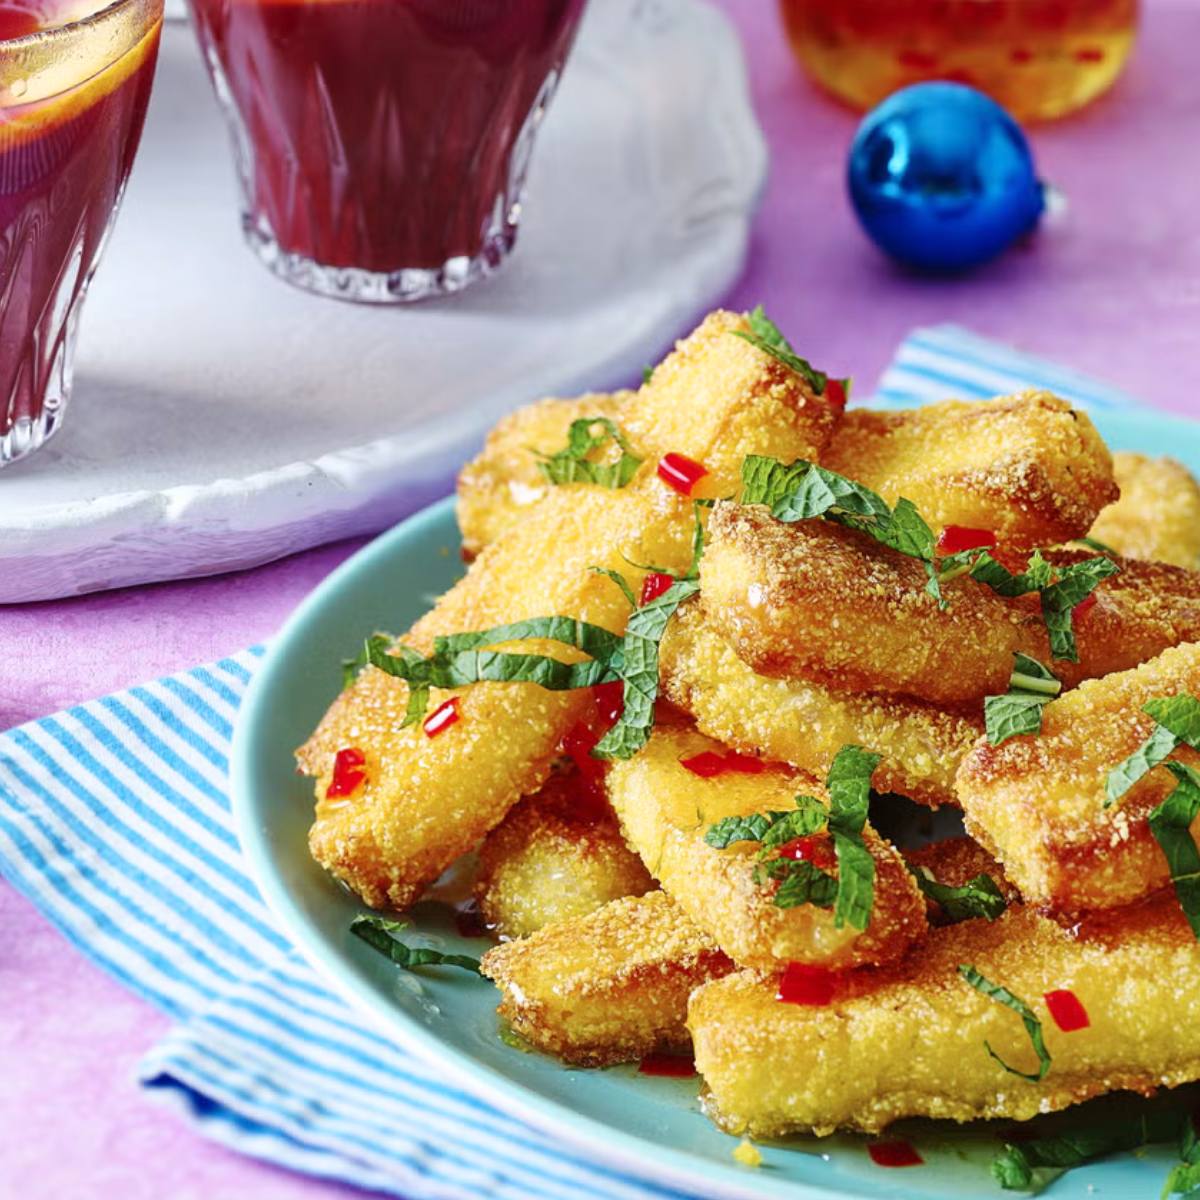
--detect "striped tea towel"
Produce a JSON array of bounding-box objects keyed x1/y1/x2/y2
[{"x1": 0, "y1": 327, "x2": 1137, "y2": 1200}]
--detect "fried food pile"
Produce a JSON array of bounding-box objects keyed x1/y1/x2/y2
[{"x1": 297, "y1": 310, "x2": 1200, "y2": 1180}]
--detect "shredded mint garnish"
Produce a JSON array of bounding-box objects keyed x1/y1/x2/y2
[
  {"x1": 1071, "y1": 535, "x2": 1115, "y2": 555},
  {"x1": 910, "y1": 866, "x2": 1007, "y2": 923},
  {"x1": 1106, "y1": 694, "x2": 1200, "y2": 806},
  {"x1": 992, "y1": 1108, "x2": 1189, "y2": 1191},
  {"x1": 729, "y1": 305, "x2": 847, "y2": 399},
  {"x1": 351, "y1": 916, "x2": 482, "y2": 974},
  {"x1": 704, "y1": 745, "x2": 880, "y2": 930},
  {"x1": 958, "y1": 964, "x2": 1051, "y2": 1082},
  {"x1": 1150, "y1": 763, "x2": 1200, "y2": 940},
  {"x1": 535, "y1": 417, "x2": 642, "y2": 488},
  {"x1": 984, "y1": 653, "x2": 1062, "y2": 746}
]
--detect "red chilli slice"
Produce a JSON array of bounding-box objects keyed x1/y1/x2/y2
[
  {"x1": 824, "y1": 378, "x2": 848, "y2": 411},
  {"x1": 1073, "y1": 593, "x2": 1098, "y2": 622},
  {"x1": 776, "y1": 962, "x2": 837, "y2": 1006},
  {"x1": 638, "y1": 1053, "x2": 696, "y2": 1078},
  {"x1": 936, "y1": 525, "x2": 996, "y2": 556},
  {"x1": 639, "y1": 572, "x2": 675, "y2": 606},
  {"x1": 1044, "y1": 988, "x2": 1090, "y2": 1032},
  {"x1": 326, "y1": 747, "x2": 366, "y2": 798},
  {"x1": 423, "y1": 697, "x2": 461, "y2": 738},
  {"x1": 656, "y1": 452, "x2": 709, "y2": 497},
  {"x1": 867, "y1": 1140, "x2": 924, "y2": 1168},
  {"x1": 777, "y1": 834, "x2": 836, "y2": 870},
  {"x1": 680, "y1": 751, "x2": 765, "y2": 779}
]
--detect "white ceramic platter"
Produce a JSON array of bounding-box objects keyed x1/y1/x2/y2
[{"x1": 0, "y1": 1, "x2": 765, "y2": 603}]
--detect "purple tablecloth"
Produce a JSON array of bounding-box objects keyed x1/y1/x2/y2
[{"x1": 3, "y1": 2, "x2": 1199, "y2": 1196}]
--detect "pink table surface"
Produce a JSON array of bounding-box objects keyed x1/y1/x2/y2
[{"x1": 3, "y1": 3, "x2": 1200, "y2": 1197}]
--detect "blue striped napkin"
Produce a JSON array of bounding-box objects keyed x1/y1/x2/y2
[{"x1": 0, "y1": 327, "x2": 1136, "y2": 1200}]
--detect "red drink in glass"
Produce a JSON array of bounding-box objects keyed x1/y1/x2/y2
[
  {"x1": 189, "y1": 0, "x2": 588, "y2": 302},
  {"x1": 0, "y1": 0, "x2": 162, "y2": 467}
]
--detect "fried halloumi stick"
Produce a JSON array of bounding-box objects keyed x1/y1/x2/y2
[
  {"x1": 302, "y1": 310, "x2": 838, "y2": 910},
  {"x1": 956, "y1": 641, "x2": 1200, "y2": 913},
  {"x1": 605, "y1": 726, "x2": 927, "y2": 970},
  {"x1": 1088, "y1": 451, "x2": 1200, "y2": 570},
  {"x1": 457, "y1": 391, "x2": 633, "y2": 557},
  {"x1": 474, "y1": 770, "x2": 655, "y2": 939},
  {"x1": 301, "y1": 486, "x2": 694, "y2": 909},
  {"x1": 701, "y1": 503, "x2": 1021, "y2": 705},
  {"x1": 824, "y1": 392, "x2": 1117, "y2": 548},
  {"x1": 455, "y1": 309, "x2": 841, "y2": 555},
  {"x1": 690, "y1": 892, "x2": 1200, "y2": 1137},
  {"x1": 480, "y1": 891, "x2": 732, "y2": 1066},
  {"x1": 659, "y1": 604, "x2": 980, "y2": 808}
]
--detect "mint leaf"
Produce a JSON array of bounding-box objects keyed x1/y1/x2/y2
[
  {"x1": 911, "y1": 867, "x2": 1007, "y2": 923},
  {"x1": 1072, "y1": 535, "x2": 1115, "y2": 554},
  {"x1": 992, "y1": 1109, "x2": 1188, "y2": 1191},
  {"x1": 1151, "y1": 763, "x2": 1200, "y2": 940},
  {"x1": 536, "y1": 417, "x2": 642, "y2": 488},
  {"x1": 1104, "y1": 695, "x2": 1200, "y2": 806},
  {"x1": 968, "y1": 548, "x2": 1055, "y2": 597},
  {"x1": 730, "y1": 305, "x2": 832, "y2": 396},
  {"x1": 343, "y1": 633, "x2": 393, "y2": 690},
  {"x1": 592, "y1": 578, "x2": 700, "y2": 761},
  {"x1": 589, "y1": 566, "x2": 638, "y2": 609},
  {"x1": 433, "y1": 616, "x2": 624, "y2": 662},
  {"x1": 984, "y1": 653, "x2": 1062, "y2": 747},
  {"x1": 740, "y1": 455, "x2": 814, "y2": 508},
  {"x1": 825, "y1": 745, "x2": 881, "y2": 931},
  {"x1": 351, "y1": 916, "x2": 481, "y2": 974},
  {"x1": 759, "y1": 795, "x2": 828, "y2": 847},
  {"x1": 772, "y1": 859, "x2": 838, "y2": 909},
  {"x1": 705, "y1": 810, "x2": 794, "y2": 849},
  {"x1": 642, "y1": 364, "x2": 655, "y2": 385},
  {"x1": 1040, "y1": 555, "x2": 1120, "y2": 662},
  {"x1": 958, "y1": 964, "x2": 1051, "y2": 1082}
]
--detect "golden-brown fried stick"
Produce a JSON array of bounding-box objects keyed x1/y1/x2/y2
[
  {"x1": 455, "y1": 309, "x2": 841, "y2": 555},
  {"x1": 457, "y1": 391, "x2": 633, "y2": 557},
  {"x1": 700, "y1": 503, "x2": 1021, "y2": 705},
  {"x1": 659, "y1": 604, "x2": 980, "y2": 808},
  {"x1": 690, "y1": 892, "x2": 1200, "y2": 1137},
  {"x1": 606, "y1": 726, "x2": 927, "y2": 970},
  {"x1": 302, "y1": 310, "x2": 839, "y2": 910},
  {"x1": 480, "y1": 891, "x2": 732, "y2": 1067},
  {"x1": 956, "y1": 641, "x2": 1200, "y2": 914},
  {"x1": 1088, "y1": 451, "x2": 1200, "y2": 570},
  {"x1": 301, "y1": 486, "x2": 694, "y2": 910},
  {"x1": 474, "y1": 770, "x2": 655, "y2": 940},
  {"x1": 825, "y1": 392, "x2": 1117, "y2": 548}
]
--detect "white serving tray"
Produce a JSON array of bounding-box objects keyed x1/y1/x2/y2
[{"x1": 0, "y1": 1, "x2": 765, "y2": 603}]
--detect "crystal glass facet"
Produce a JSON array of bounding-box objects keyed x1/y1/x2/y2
[
  {"x1": 0, "y1": 0, "x2": 163, "y2": 468},
  {"x1": 189, "y1": 0, "x2": 588, "y2": 303}
]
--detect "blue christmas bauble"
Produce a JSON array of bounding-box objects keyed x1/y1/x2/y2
[{"x1": 847, "y1": 82, "x2": 1045, "y2": 273}]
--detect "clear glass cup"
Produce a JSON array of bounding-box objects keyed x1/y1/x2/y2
[
  {"x1": 189, "y1": 0, "x2": 589, "y2": 304},
  {"x1": 0, "y1": 0, "x2": 163, "y2": 468},
  {"x1": 780, "y1": 0, "x2": 1139, "y2": 123}
]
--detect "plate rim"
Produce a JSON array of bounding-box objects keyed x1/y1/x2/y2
[{"x1": 232, "y1": 406, "x2": 1200, "y2": 1200}]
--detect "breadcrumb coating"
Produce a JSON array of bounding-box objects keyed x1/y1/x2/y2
[
  {"x1": 956, "y1": 641, "x2": 1200, "y2": 913},
  {"x1": 300, "y1": 486, "x2": 694, "y2": 910},
  {"x1": 701, "y1": 503, "x2": 1022, "y2": 704},
  {"x1": 1088, "y1": 451, "x2": 1200, "y2": 570},
  {"x1": 690, "y1": 892, "x2": 1200, "y2": 1137},
  {"x1": 475, "y1": 770, "x2": 655, "y2": 940},
  {"x1": 480, "y1": 891, "x2": 732, "y2": 1067},
  {"x1": 605, "y1": 726, "x2": 927, "y2": 970},
  {"x1": 659, "y1": 604, "x2": 980, "y2": 808},
  {"x1": 457, "y1": 391, "x2": 633, "y2": 557},
  {"x1": 825, "y1": 392, "x2": 1117, "y2": 548}
]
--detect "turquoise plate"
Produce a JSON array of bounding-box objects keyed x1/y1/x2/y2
[{"x1": 232, "y1": 409, "x2": 1200, "y2": 1200}]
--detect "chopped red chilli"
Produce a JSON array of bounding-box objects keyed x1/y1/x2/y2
[
  {"x1": 423, "y1": 697, "x2": 461, "y2": 738},
  {"x1": 639, "y1": 572, "x2": 675, "y2": 606},
  {"x1": 656, "y1": 452, "x2": 709, "y2": 496},
  {"x1": 867, "y1": 1141, "x2": 924, "y2": 1168},
  {"x1": 824, "y1": 378, "x2": 848, "y2": 411},
  {"x1": 936, "y1": 525, "x2": 997, "y2": 556},
  {"x1": 776, "y1": 962, "x2": 837, "y2": 1006},
  {"x1": 1043, "y1": 988, "x2": 1090, "y2": 1032},
  {"x1": 638, "y1": 1053, "x2": 697, "y2": 1077},
  {"x1": 777, "y1": 834, "x2": 837, "y2": 870},
  {"x1": 680, "y1": 750, "x2": 766, "y2": 779},
  {"x1": 1073, "y1": 592, "x2": 1098, "y2": 622},
  {"x1": 326, "y1": 747, "x2": 366, "y2": 798}
]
